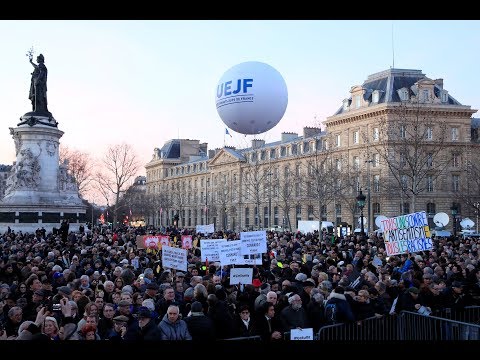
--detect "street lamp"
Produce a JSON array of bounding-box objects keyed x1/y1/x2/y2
[
  {"x1": 450, "y1": 204, "x2": 458, "y2": 237},
  {"x1": 365, "y1": 159, "x2": 373, "y2": 235},
  {"x1": 356, "y1": 190, "x2": 366, "y2": 238}
]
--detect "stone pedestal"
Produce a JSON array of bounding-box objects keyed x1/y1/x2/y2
[{"x1": 0, "y1": 114, "x2": 87, "y2": 233}]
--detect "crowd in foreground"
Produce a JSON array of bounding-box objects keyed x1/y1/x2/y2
[{"x1": 0, "y1": 224, "x2": 479, "y2": 341}]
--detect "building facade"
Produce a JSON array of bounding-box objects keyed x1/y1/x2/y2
[{"x1": 145, "y1": 68, "x2": 480, "y2": 234}]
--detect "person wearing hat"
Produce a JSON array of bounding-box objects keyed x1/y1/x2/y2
[
  {"x1": 106, "y1": 315, "x2": 129, "y2": 340},
  {"x1": 443, "y1": 280, "x2": 474, "y2": 309},
  {"x1": 57, "y1": 285, "x2": 72, "y2": 299},
  {"x1": 135, "y1": 306, "x2": 162, "y2": 340}
]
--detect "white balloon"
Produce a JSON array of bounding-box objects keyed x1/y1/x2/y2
[{"x1": 215, "y1": 61, "x2": 288, "y2": 135}]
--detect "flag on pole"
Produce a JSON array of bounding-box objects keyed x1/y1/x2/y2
[{"x1": 225, "y1": 128, "x2": 232, "y2": 138}]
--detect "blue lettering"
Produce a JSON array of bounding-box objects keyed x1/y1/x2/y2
[
  {"x1": 232, "y1": 79, "x2": 242, "y2": 94},
  {"x1": 216, "y1": 83, "x2": 224, "y2": 98},
  {"x1": 224, "y1": 81, "x2": 232, "y2": 96},
  {"x1": 243, "y1": 78, "x2": 253, "y2": 93}
]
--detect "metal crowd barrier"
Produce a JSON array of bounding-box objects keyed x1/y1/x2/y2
[
  {"x1": 433, "y1": 306, "x2": 480, "y2": 325},
  {"x1": 316, "y1": 312, "x2": 480, "y2": 341},
  {"x1": 317, "y1": 315, "x2": 401, "y2": 341},
  {"x1": 398, "y1": 311, "x2": 480, "y2": 341},
  {"x1": 224, "y1": 335, "x2": 262, "y2": 341}
]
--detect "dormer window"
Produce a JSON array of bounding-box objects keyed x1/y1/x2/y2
[
  {"x1": 422, "y1": 89, "x2": 430, "y2": 102},
  {"x1": 355, "y1": 95, "x2": 361, "y2": 109},
  {"x1": 343, "y1": 99, "x2": 349, "y2": 111},
  {"x1": 441, "y1": 90, "x2": 448, "y2": 103},
  {"x1": 398, "y1": 88, "x2": 409, "y2": 101},
  {"x1": 372, "y1": 90, "x2": 380, "y2": 103}
]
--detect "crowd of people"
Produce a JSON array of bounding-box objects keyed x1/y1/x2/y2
[{"x1": 0, "y1": 224, "x2": 479, "y2": 341}]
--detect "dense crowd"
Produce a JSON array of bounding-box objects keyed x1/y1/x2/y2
[{"x1": 0, "y1": 225, "x2": 479, "y2": 341}]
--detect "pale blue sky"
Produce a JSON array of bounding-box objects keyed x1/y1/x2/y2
[{"x1": 1, "y1": 20, "x2": 479, "y2": 182}]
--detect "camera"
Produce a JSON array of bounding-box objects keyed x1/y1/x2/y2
[{"x1": 52, "y1": 303, "x2": 62, "y2": 312}]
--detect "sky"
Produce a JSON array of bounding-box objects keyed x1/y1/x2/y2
[{"x1": 1, "y1": 20, "x2": 479, "y2": 202}]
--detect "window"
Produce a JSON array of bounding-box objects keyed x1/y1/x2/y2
[
  {"x1": 373, "y1": 203, "x2": 380, "y2": 214},
  {"x1": 295, "y1": 205, "x2": 302, "y2": 224},
  {"x1": 280, "y1": 147, "x2": 286, "y2": 157},
  {"x1": 401, "y1": 202, "x2": 410, "y2": 214},
  {"x1": 422, "y1": 89, "x2": 429, "y2": 102},
  {"x1": 400, "y1": 152, "x2": 406, "y2": 167},
  {"x1": 353, "y1": 131, "x2": 359, "y2": 144},
  {"x1": 303, "y1": 141, "x2": 310, "y2": 153},
  {"x1": 441, "y1": 90, "x2": 448, "y2": 103},
  {"x1": 355, "y1": 95, "x2": 361, "y2": 108},
  {"x1": 308, "y1": 205, "x2": 314, "y2": 220},
  {"x1": 427, "y1": 176, "x2": 433, "y2": 192},
  {"x1": 401, "y1": 175, "x2": 408, "y2": 190},
  {"x1": 397, "y1": 88, "x2": 409, "y2": 101},
  {"x1": 335, "y1": 204, "x2": 341, "y2": 216},
  {"x1": 372, "y1": 91, "x2": 380, "y2": 103},
  {"x1": 274, "y1": 206, "x2": 279, "y2": 225},
  {"x1": 335, "y1": 134, "x2": 341, "y2": 147},
  {"x1": 264, "y1": 207, "x2": 269, "y2": 227},
  {"x1": 426, "y1": 127, "x2": 433, "y2": 140},
  {"x1": 452, "y1": 153, "x2": 460, "y2": 168},
  {"x1": 284, "y1": 166, "x2": 289, "y2": 177},
  {"x1": 400, "y1": 125, "x2": 406, "y2": 139},
  {"x1": 452, "y1": 175, "x2": 459, "y2": 192},
  {"x1": 295, "y1": 164, "x2": 301, "y2": 176},
  {"x1": 321, "y1": 205, "x2": 327, "y2": 221},
  {"x1": 426, "y1": 203, "x2": 436, "y2": 214},
  {"x1": 335, "y1": 159, "x2": 341, "y2": 171},
  {"x1": 372, "y1": 154, "x2": 379, "y2": 167},
  {"x1": 373, "y1": 128, "x2": 379, "y2": 141},
  {"x1": 323, "y1": 140, "x2": 329, "y2": 150},
  {"x1": 245, "y1": 208, "x2": 250, "y2": 227},
  {"x1": 315, "y1": 139, "x2": 322, "y2": 151},
  {"x1": 373, "y1": 175, "x2": 380, "y2": 192},
  {"x1": 291, "y1": 144, "x2": 298, "y2": 155},
  {"x1": 295, "y1": 183, "x2": 300, "y2": 197},
  {"x1": 250, "y1": 152, "x2": 258, "y2": 162},
  {"x1": 427, "y1": 153, "x2": 433, "y2": 167},
  {"x1": 353, "y1": 156, "x2": 360, "y2": 170},
  {"x1": 451, "y1": 127, "x2": 459, "y2": 141},
  {"x1": 270, "y1": 148, "x2": 276, "y2": 159},
  {"x1": 260, "y1": 150, "x2": 266, "y2": 160}
]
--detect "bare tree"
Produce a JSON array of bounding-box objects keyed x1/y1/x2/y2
[
  {"x1": 93, "y1": 143, "x2": 141, "y2": 226},
  {"x1": 304, "y1": 134, "x2": 345, "y2": 223},
  {"x1": 59, "y1": 146, "x2": 94, "y2": 198},
  {"x1": 273, "y1": 164, "x2": 296, "y2": 231},
  {"x1": 241, "y1": 154, "x2": 269, "y2": 230},
  {"x1": 367, "y1": 101, "x2": 452, "y2": 213},
  {"x1": 213, "y1": 172, "x2": 232, "y2": 230}
]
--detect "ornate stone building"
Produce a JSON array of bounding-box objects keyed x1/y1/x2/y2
[{"x1": 145, "y1": 68, "x2": 480, "y2": 233}]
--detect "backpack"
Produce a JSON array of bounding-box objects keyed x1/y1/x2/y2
[{"x1": 324, "y1": 302, "x2": 338, "y2": 324}]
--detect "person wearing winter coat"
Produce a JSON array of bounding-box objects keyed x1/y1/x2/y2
[
  {"x1": 157, "y1": 304, "x2": 192, "y2": 340},
  {"x1": 324, "y1": 286, "x2": 355, "y2": 324}
]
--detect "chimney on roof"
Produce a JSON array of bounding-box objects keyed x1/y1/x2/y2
[
  {"x1": 303, "y1": 127, "x2": 322, "y2": 138},
  {"x1": 251, "y1": 139, "x2": 265, "y2": 149},
  {"x1": 281, "y1": 132, "x2": 298, "y2": 142},
  {"x1": 208, "y1": 149, "x2": 216, "y2": 159},
  {"x1": 434, "y1": 79, "x2": 444, "y2": 90}
]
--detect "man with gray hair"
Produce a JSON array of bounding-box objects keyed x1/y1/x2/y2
[
  {"x1": 254, "y1": 282, "x2": 271, "y2": 311},
  {"x1": 280, "y1": 293, "x2": 309, "y2": 331}
]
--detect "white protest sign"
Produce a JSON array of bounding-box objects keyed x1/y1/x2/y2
[
  {"x1": 200, "y1": 239, "x2": 227, "y2": 262},
  {"x1": 240, "y1": 230, "x2": 267, "y2": 255},
  {"x1": 229, "y1": 267, "x2": 253, "y2": 285},
  {"x1": 162, "y1": 245, "x2": 187, "y2": 272},
  {"x1": 219, "y1": 240, "x2": 243, "y2": 265},
  {"x1": 196, "y1": 223, "x2": 215, "y2": 234},
  {"x1": 382, "y1": 211, "x2": 433, "y2": 256},
  {"x1": 290, "y1": 328, "x2": 314, "y2": 340}
]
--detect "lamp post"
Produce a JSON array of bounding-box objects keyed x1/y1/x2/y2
[
  {"x1": 365, "y1": 159, "x2": 373, "y2": 235},
  {"x1": 356, "y1": 190, "x2": 366, "y2": 238},
  {"x1": 450, "y1": 204, "x2": 458, "y2": 237}
]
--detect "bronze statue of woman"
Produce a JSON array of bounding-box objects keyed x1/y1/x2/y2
[{"x1": 28, "y1": 53, "x2": 50, "y2": 116}]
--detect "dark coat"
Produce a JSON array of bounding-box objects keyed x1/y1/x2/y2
[
  {"x1": 255, "y1": 314, "x2": 283, "y2": 341},
  {"x1": 280, "y1": 305, "x2": 309, "y2": 331},
  {"x1": 184, "y1": 313, "x2": 216, "y2": 341},
  {"x1": 138, "y1": 318, "x2": 163, "y2": 340},
  {"x1": 325, "y1": 292, "x2": 355, "y2": 323}
]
